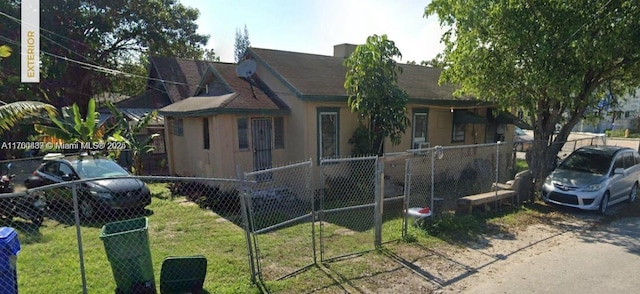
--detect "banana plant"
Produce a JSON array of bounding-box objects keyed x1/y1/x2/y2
[
  {"x1": 106, "y1": 102, "x2": 159, "y2": 175},
  {"x1": 34, "y1": 98, "x2": 119, "y2": 149}
]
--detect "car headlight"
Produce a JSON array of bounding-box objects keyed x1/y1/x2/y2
[
  {"x1": 90, "y1": 190, "x2": 113, "y2": 199},
  {"x1": 544, "y1": 177, "x2": 553, "y2": 185},
  {"x1": 582, "y1": 183, "x2": 602, "y2": 192}
]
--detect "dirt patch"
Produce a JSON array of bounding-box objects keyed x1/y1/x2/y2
[{"x1": 315, "y1": 210, "x2": 602, "y2": 293}]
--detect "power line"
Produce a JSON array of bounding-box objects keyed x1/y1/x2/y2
[
  {"x1": 0, "y1": 10, "x2": 94, "y2": 52},
  {"x1": 0, "y1": 34, "x2": 189, "y2": 86}
]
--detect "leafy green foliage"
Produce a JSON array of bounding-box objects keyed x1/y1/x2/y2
[
  {"x1": 344, "y1": 34, "x2": 410, "y2": 155},
  {"x1": 426, "y1": 0, "x2": 640, "y2": 189},
  {"x1": 106, "y1": 102, "x2": 159, "y2": 175},
  {"x1": 33, "y1": 98, "x2": 114, "y2": 147},
  {"x1": 0, "y1": 101, "x2": 57, "y2": 133},
  {"x1": 0, "y1": 45, "x2": 11, "y2": 58},
  {"x1": 0, "y1": 0, "x2": 215, "y2": 112},
  {"x1": 348, "y1": 123, "x2": 376, "y2": 156}
]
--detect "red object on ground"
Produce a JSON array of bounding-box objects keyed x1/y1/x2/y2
[{"x1": 418, "y1": 207, "x2": 431, "y2": 214}]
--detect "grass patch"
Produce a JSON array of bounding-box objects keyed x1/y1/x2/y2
[
  {"x1": 515, "y1": 158, "x2": 528, "y2": 173},
  {"x1": 10, "y1": 181, "x2": 610, "y2": 293},
  {"x1": 14, "y1": 183, "x2": 257, "y2": 294}
]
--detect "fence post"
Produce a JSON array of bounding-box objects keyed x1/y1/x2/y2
[
  {"x1": 236, "y1": 166, "x2": 257, "y2": 284},
  {"x1": 495, "y1": 142, "x2": 500, "y2": 211},
  {"x1": 402, "y1": 157, "x2": 412, "y2": 238},
  {"x1": 71, "y1": 182, "x2": 88, "y2": 294},
  {"x1": 431, "y1": 148, "x2": 436, "y2": 216},
  {"x1": 319, "y1": 158, "x2": 326, "y2": 262},
  {"x1": 374, "y1": 157, "x2": 384, "y2": 248},
  {"x1": 307, "y1": 159, "x2": 317, "y2": 264}
]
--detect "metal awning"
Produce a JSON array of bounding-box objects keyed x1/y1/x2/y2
[
  {"x1": 453, "y1": 110, "x2": 488, "y2": 124},
  {"x1": 494, "y1": 112, "x2": 532, "y2": 129}
]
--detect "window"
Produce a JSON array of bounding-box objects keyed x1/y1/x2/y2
[
  {"x1": 274, "y1": 117, "x2": 284, "y2": 149},
  {"x1": 412, "y1": 110, "x2": 428, "y2": 149},
  {"x1": 613, "y1": 155, "x2": 624, "y2": 172},
  {"x1": 452, "y1": 122, "x2": 465, "y2": 142},
  {"x1": 623, "y1": 152, "x2": 634, "y2": 169},
  {"x1": 202, "y1": 117, "x2": 210, "y2": 150},
  {"x1": 237, "y1": 118, "x2": 249, "y2": 150},
  {"x1": 58, "y1": 163, "x2": 73, "y2": 177},
  {"x1": 318, "y1": 108, "x2": 339, "y2": 160},
  {"x1": 171, "y1": 118, "x2": 184, "y2": 136}
]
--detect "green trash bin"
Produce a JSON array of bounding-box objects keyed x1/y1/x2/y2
[{"x1": 100, "y1": 217, "x2": 156, "y2": 293}]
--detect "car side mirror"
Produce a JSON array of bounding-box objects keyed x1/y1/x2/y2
[
  {"x1": 614, "y1": 167, "x2": 625, "y2": 175},
  {"x1": 61, "y1": 174, "x2": 74, "y2": 181}
]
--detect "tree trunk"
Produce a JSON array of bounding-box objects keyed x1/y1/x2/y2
[{"x1": 527, "y1": 123, "x2": 575, "y2": 202}]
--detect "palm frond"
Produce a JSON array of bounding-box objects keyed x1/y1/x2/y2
[{"x1": 0, "y1": 101, "x2": 57, "y2": 133}]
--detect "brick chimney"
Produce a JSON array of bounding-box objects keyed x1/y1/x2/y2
[{"x1": 333, "y1": 43, "x2": 358, "y2": 58}]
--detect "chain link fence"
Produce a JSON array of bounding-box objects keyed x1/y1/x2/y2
[
  {"x1": 242, "y1": 160, "x2": 315, "y2": 283},
  {"x1": 1, "y1": 174, "x2": 250, "y2": 294},
  {"x1": 407, "y1": 143, "x2": 511, "y2": 214},
  {"x1": 0, "y1": 135, "x2": 609, "y2": 293}
]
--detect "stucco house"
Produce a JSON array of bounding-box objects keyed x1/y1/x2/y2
[{"x1": 156, "y1": 44, "x2": 528, "y2": 178}]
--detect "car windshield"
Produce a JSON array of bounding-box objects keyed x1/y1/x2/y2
[
  {"x1": 558, "y1": 150, "x2": 612, "y2": 175},
  {"x1": 70, "y1": 158, "x2": 129, "y2": 178},
  {"x1": 515, "y1": 127, "x2": 526, "y2": 136}
]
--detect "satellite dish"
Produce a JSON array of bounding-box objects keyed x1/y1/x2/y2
[{"x1": 236, "y1": 59, "x2": 257, "y2": 77}]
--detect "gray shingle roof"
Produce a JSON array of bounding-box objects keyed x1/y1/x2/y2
[{"x1": 249, "y1": 47, "x2": 461, "y2": 100}]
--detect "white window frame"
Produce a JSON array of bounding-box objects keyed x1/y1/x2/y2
[
  {"x1": 318, "y1": 110, "x2": 339, "y2": 160},
  {"x1": 412, "y1": 112, "x2": 429, "y2": 149}
]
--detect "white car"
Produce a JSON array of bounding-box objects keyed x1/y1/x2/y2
[
  {"x1": 541, "y1": 146, "x2": 640, "y2": 214},
  {"x1": 513, "y1": 127, "x2": 533, "y2": 151}
]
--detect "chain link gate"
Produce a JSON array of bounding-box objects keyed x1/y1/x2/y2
[
  {"x1": 242, "y1": 160, "x2": 316, "y2": 286},
  {"x1": 319, "y1": 156, "x2": 379, "y2": 262},
  {"x1": 380, "y1": 154, "x2": 410, "y2": 244}
]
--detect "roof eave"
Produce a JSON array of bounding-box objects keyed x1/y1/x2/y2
[{"x1": 160, "y1": 108, "x2": 291, "y2": 117}]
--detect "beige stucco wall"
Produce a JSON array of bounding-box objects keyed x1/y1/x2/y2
[
  {"x1": 166, "y1": 114, "x2": 294, "y2": 178},
  {"x1": 254, "y1": 66, "x2": 308, "y2": 164},
  {"x1": 165, "y1": 117, "x2": 215, "y2": 177}
]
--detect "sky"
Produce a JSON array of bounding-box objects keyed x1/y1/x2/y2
[{"x1": 179, "y1": 0, "x2": 446, "y2": 63}]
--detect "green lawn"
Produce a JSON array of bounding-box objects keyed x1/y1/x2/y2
[
  {"x1": 9, "y1": 180, "x2": 583, "y2": 293},
  {"x1": 14, "y1": 183, "x2": 256, "y2": 294}
]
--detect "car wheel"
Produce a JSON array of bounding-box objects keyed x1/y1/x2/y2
[
  {"x1": 599, "y1": 192, "x2": 610, "y2": 215},
  {"x1": 79, "y1": 197, "x2": 96, "y2": 220},
  {"x1": 629, "y1": 183, "x2": 638, "y2": 203}
]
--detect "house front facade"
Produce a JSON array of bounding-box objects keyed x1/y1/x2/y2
[{"x1": 157, "y1": 44, "x2": 527, "y2": 178}]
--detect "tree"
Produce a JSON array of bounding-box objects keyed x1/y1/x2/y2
[
  {"x1": 426, "y1": 0, "x2": 640, "y2": 194},
  {"x1": 0, "y1": 0, "x2": 216, "y2": 114},
  {"x1": 234, "y1": 25, "x2": 251, "y2": 63},
  {"x1": 34, "y1": 99, "x2": 117, "y2": 149},
  {"x1": 0, "y1": 45, "x2": 57, "y2": 134},
  {"x1": 344, "y1": 34, "x2": 410, "y2": 156},
  {"x1": 105, "y1": 102, "x2": 159, "y2": 175}
]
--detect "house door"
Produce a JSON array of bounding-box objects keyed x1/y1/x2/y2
[{"x1": 252, "y1": 118, "x2": 273, "y2": 173}]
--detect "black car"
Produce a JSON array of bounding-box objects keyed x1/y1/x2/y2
[{"x1": 25, "y1": 153, "x2": 151, "y2": 219}]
